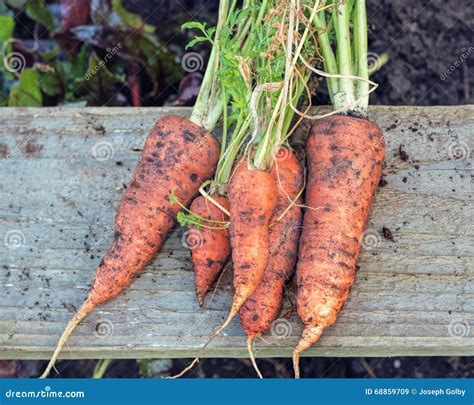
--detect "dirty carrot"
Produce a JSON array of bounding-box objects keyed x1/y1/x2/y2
[
  {"x1": 172, "y1": 0, "x2": 323, "y2": 378},
  {"x1": 178, "y1": 0, "x2": 266, "y2": 305},
  {"x1": 188, "y1": 195, "x2": 230, "y2": 306},
  {"x1": 293, "y1": 0, "x2": 385, "y2": 377},
  {"x1": 40, "y1": 0, "x2": 232, "y2": 378},
  {"x1": 240, "y1": 148, "x2": 303, "y2": 378},
  {"x1": 228, "y1": 158, "x2": 277, "y2": 323},
  {"x1": 40, "y1": 115, "x2": 220, "y2": 378}
]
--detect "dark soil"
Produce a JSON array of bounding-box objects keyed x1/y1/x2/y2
[
  {"x1": 4, "y1": 0, "x2": 473, "y2": 379},
  {"x1": 122, "y1": 0, "x2": 474, "y2": 107},
  {"x1": 9, "y1": 356, "x2": 473, "y2": 378},
  {"x1": 367, "y1": 0, "x2": 474, "y2": 106}
]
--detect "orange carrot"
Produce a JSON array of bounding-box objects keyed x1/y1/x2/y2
[
  {"x1": 240, "y1": 148, "x2": 303, "y2": 377},
  {"x1": 293, "y1": 114, "x2": 384, "y2": 377},
  {"x1": 226, "y1": 159, "x2": 277, "y2": 327},
  {"x1": 40, "y1": 115, "x2": 220, "y2": 378},
  {"x1": 189, "y1": 195, "x2": 230, "y2": 305},
  {"x1": 171, "y1": 159, "x2": 277, "y2": 378}
]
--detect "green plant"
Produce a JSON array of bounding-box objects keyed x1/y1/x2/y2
[{"x1": 0, "y1": 0, "x2": 180, "y2": 107}]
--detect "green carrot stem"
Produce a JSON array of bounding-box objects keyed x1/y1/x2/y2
[
  {"x1": 214, "y1": 115, "x2": 251, "y2": 187},
  {"x1": 313, "y1": 11, "x2": 338, "y2": 104},
  {"x1": 189, "y1": 0, "x2": 229, "y2": 130},
  {"x1": 354, "y1": 0, "x2": 368, "y2": 115},
  {"x1": 333, "y1": 0, "x2": 355, "y2": 110}
]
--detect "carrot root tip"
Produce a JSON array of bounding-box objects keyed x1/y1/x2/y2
[
  {"x1": 165, "y1": 358, "x2": 200, "y2": 379},
  {"x1": 292, "y1": 349, "x2": 301, "y2": 379},
  {"x1": 246, "y1": 335, "x2": 263, "y2": 379},
  {"x1": 39, "y1": 299, "x2": 94, "y2": 379},
  {"x1": 292, "y1": 326, "x2": 325, "y2": 379},
  {"x1": 197, "y1": 292, "x2": 205, "y2": 307}
]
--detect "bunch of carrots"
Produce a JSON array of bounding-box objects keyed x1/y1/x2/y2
[{"x1": 41, "y1": 0, "x2": 384, "y2": 379}]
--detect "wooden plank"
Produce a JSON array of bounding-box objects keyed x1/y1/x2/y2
[{"x1": 0, "y1": 106, "x2": 473, "y2": 360}]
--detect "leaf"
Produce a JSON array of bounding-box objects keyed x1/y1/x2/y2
[
  {"x1": 8, "y1": 67, "x2": 43, "y2": 106},
  {"x1": 181, "y1": 21, "x2": 206, "y2": 31},
  {"x1": 0, "y1": 15, "x2": 15, "y2": 83},
  {"x1": 39, "y1": 47, "x2": 61, "y2": 62},
  {"x1": 186, "y1": 36, "x2": 211, "y2": 49},
  {"x1": 122, "y1": 29, "x2": 177, "y2": 97},
  {"x1": 26, "y1": 0, "x2": 54, "y2": 29},
  {"x1": 69, "y1": 44, "x2": 90, "y2": 79},
  {"x1": 112, "y1": 0, "x2": 143, "y2": 29},
  {"x1": 0, "y1": 15, "x2": 15, "y2": 52},
  {"x1": 38, "y1": 67, "x2": 61, "y2": 97},
  {"x1": 182, "y1": 21, "x2": 215, "y2": 42},
  {"x1": 167, "y1": 72, "x2": 202, "y2": 106},
  {"x1": 0, "y1": 87, "x2": 8, "y2": 106},
  {"x1": 79, "y1": 53, "x2": 126, "y2": 104},
  {"x1": 59, "y1": 0, "x2": 90, "y2": 31}
]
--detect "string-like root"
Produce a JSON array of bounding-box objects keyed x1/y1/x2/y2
[
  {"x1": 40, "y1": 299, "x2": 94, "y2": 378},
  {"x1": 292, "y1": 325, "x2": 324, "y2": 379},
  {"x1": 168, "y1": 300, "x2": 244, "y2": 378},
  {"x1": 247, "y1": 335, "x2": 263, "y2": 378},
  {"x1": 292, "y1": 350, "x2": 301, "y2": 379}
]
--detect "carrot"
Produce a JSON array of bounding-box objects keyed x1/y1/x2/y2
[
  {"x1": 239, "y1": 148, "x2": 303, "y2": 377},
  {"x1": 189, "y1": 195, "x2": 230, "y2": 305},
  {"x1": 293, "y1": 114, "x2": 384, "y2": 377},
  {"x1": 171, "y1": 0, "x2": 324, "y2": 377},
  {"x1": 290, "y1": 0, "x2": 386, "y2": 378},
  {"x1": 40, "y1": 115, "x2": 220, "y2": 378},
  {"x1": 40, "y1": 0, "x2": 236, "y2": 378},
  {"x1": 171, "y1": 159, "x2": 277, "y2": 378},
  {"x1": 227, "y1": 159, "x2": 278, "y2": 326}
]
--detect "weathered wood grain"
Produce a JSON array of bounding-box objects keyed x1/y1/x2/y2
[{"x1": 0, "y1": 106, "x2": 472, "y2": 360}]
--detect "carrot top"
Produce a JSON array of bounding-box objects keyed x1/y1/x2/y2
[
  {"x1": 182, "y1": 1, "x2": 323, "y2": 192},
  {"x1": 313, "y1": 0, "x2": 377, "y2": 116},
  {"x1": 218, "y1": 0, "x2": 324, "y2": 173},
  {"x1": 184, "y1": 0, "x2": 230, "y2": 133}
]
